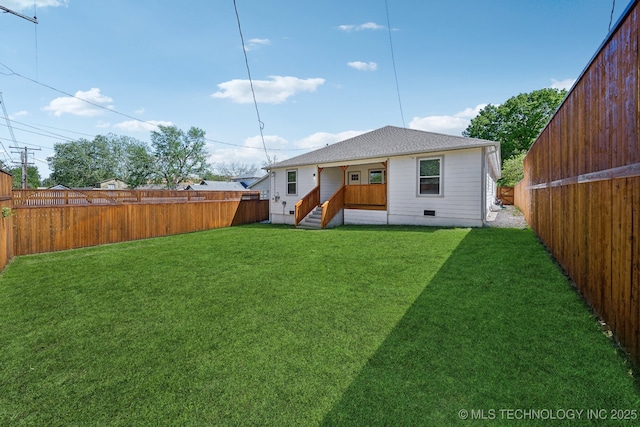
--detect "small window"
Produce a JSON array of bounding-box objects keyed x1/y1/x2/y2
[
  {"x1": 369, "y1": 169, "x2": 385, "y2": 184},
  {"x1": 350, "y1": 173, "x2": 360, "y2": 183},
  {"x1": 108, "y1": 183, "x2": 116, "y2": 190},
  {"x1": 287, "y1": 170, "x2": 297, "y2": 195},
  {"x1": 419, "y1": 158, "x2": 441, "y2": 195}
]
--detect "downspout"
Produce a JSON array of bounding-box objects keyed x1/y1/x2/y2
[
  {"x1": 386, "y1": 158, "x2": 390, "y2": 225},
  {"x1": 482, "y1": 147, "x2": 499, "y2": 226}
]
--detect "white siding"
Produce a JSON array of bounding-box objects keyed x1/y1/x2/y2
[
  {"x1": 249, "y1": 176, "x2": 271, "y2": 200},
  {"x1": 344, "y1": 209, "x2": 387, "y2": 225},
  {"x1": 269, "y1": 165, "x2": 317, "y2": 224},
  {"x1": 344, "y1": 163, "x2": 387, "y2": 184},
  {"x1": 320, "y1": 167, "x2": 343, "y2": 201},
  {"x1": 387, "y1": 148, "x2": 484, "y2": 227}
]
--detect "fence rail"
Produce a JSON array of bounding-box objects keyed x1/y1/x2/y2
[
  {"x1": 516, "y1": 0, "x2": 640, "y2": 366},
  {"x1": 12, "y1": 189, "x2": 258, "y2": 207}
]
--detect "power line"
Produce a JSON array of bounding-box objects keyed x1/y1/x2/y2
[
  {"x1": 0, "y1": 61, "x2": 308, "y2": 156},
  {"x1": 608, "y1": 0, "x2": 616, "y2": 32},
  {"x1": 232, "y1": 0, "x2": 272, "y2": 165},
  {"x1": 0, "y1": 5, "x2": 38, "y2": 24},
  {"x1": 385, "y1": 0, "x2": 406, "y2": 128}
]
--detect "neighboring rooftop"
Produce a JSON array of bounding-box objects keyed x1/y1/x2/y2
[
  {"x1": 267, "y1": 125, "x2": 500, "y2": 169},
  {"x1": 186, "y1": 181, "x2": 248, "y2": 191}
]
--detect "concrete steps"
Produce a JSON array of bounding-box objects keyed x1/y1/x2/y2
[{"x1": 297, "y1": 206, "x2": 323, "y2": 229}]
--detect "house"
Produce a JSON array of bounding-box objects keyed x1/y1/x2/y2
[
  {"x1": 185, "y1": 180, "x2": 248, "y2": 191},
  {"x1": 248, "y1": 174, "x2": 270, "y2": 200},
  {"x1": 230, "y1": 173, "x2": 264, "y2": 188},
  {"x1": 98, "y1": 178, "x2": 128, "y2": 190},
  {"x1": 265, "y1": 126, "x2": 501, "y2": 228}
]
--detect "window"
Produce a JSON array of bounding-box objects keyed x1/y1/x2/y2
[
  {"x1": 287, "y1": 170, "x2": 297, "y2": 195},
  {"x1": 108, "y1": 183, "x2": 116, "y2": 190},
  {"x1": 350, "y1": 172, "x2": 360, "y2": 183},
  {"x1": 369, "y1": 169, "x2": 385, "y2": 184},
  {"x1": 419, "y1": 158, "x2": 441, "y2": 195}
]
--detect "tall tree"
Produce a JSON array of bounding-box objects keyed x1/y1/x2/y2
[
  {"x1": 122, "y1": 142, "x2": 155, "y2": 189},
  {"x1": 47, "y1": 134, "x2": 150, "y2": 188},
  {"x1": 214, "y1": 161, "x2": 258, "y2": 180},
  {"x1": 150, "y1": 125, "x2": 209, "y2": 189},
  {"x1": 463, "y1": 88, "x2": 567, "y2": 162},
  {"x1": 10, "y1": 166, "x2": 41, "y2": 189}
]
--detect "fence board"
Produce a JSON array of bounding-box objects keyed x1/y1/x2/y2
[
  {"x1": 515, "y1": 0, "x2": 640, "y2": 366},
  {"x1": 0, "y1": 170, "x2": 13, "y2": 270},
  {"x1": 12, "y1": 196, "x2": 268, "y2": 256},
  {"x1": 496, "y1": 186, "x2": 514, "y2": 205}
]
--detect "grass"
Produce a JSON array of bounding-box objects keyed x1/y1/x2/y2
[{"x1": 0, "y1": 224, "x2": 638, "y2": 426}]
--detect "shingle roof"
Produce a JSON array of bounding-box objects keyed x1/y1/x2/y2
[
  {"x1": 268, "y1": 126, "x2": 499, "y2": 169},
  {"x1": 188, "y1": 181, "x2": 248, "y2": 191}
]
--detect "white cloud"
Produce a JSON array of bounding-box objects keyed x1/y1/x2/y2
[
  {"x1": 114, "y1": 120, "x2": 173, "y2": 132},
  {"x1": 212, "y1": 76, "x2": 325, "y2": 104},
  {"x1": 409, "y1": 104, "x2": 488, "y2": 136},
  {"x1": 347, "y1": 61, "x2": 378, "y2": 71},
  {"x1": 96, "y1": 120, "x2": 111, "y2": 129},
  {"x1": 4, "y1": 0, "x2": 67, "y2": 10},
  {"x1": 339, "y1": 22, "x2": 385, "y2": 32},
  {"x1": 8, "y1": 110, "x2": 29, "y2": 120},
  {"x1": 207, "y1": 135, "x2": 287, "y2": 167},
  {"x1": 134, "y1": 107, "x2": 146, "y2": 115},
  {"x1": 207, "y1": 130, "x2": 368, "y2": 169},
  {"x1": 43, "y1": 88, "x2": 114, "y2": 117},
  {"x1": 245, "y1": 38, "x2": 271, "y2": 51},
  {"x1": 294, "y1": 130, "x2": 367, "y2": 149},
  {"x1": 550, "y1": 78, "x2": 576, "y2": 90}
]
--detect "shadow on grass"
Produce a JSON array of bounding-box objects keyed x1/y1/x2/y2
[{"x1": 321, "y1": 228, "x2": 640, "y2": 426}]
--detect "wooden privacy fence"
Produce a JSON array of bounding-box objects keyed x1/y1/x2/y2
[
  {"x1": 12, "y1": 189, "x2": 257, "y2": 206},
  {"x1": 0, "y1": 170, "x2": 13, "y2": 271},
  {"x1": 496, "y1": 186, "x2": 514, "y2": 205},
  {"x1": 11, "y1": 190, "x2": 268, "y2": 256},
  {"x1": 516, "y1": 0, "x2": 640, "y2": 366}
]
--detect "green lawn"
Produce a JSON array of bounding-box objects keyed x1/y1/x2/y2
[{"x1": 0, "y1": 225, "x2": 638, "y2": 426}]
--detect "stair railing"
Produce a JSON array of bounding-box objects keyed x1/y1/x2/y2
[
  {"x1": 320, "y1": 185, "x2": 345, "y2": 228},
  {"x1": 294, "y1": 186, "x2": 320, "y2": 226}
]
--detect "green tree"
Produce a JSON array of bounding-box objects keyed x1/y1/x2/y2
[
  {"x1": 498, "y1": 151, "x2": 526, "y2": 186},
  {"x1": 463, "y1": 88, "x2": 567, "y2": 163},
  {"x1": 10, "y1": 166, "x2": 41, "y2": 189},
  {"x1": 47, "y1": 134, "x2": 149, "y2": 188},
  {"x1": 214, "y1": 161, "x2": 258, "y2": 180},
  {"x1": 150, "y1": 125, "x2": 209, "y2": 189}
]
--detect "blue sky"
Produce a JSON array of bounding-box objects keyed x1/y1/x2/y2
[{"x1": 0, "y1": 0, "x2": 629, "y2": 178}]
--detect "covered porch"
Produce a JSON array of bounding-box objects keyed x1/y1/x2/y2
[{"x1": 294, "y1": 162, "x2": 387, "y2": 229}]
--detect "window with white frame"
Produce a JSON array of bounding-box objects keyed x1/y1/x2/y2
[
  {"x1": 287, "y1": 170, "x2": 297, "y2": 195},
  {"x1": 418, "y1": 157, "x2": 442, "y2": 195},
  {"x1": 369, "y1": 169, "x2": 385, "y2": 184}
]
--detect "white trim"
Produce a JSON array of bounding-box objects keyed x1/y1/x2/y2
[
  {"x1": 417, "y1": 155, "x2": 443, "y2": 197},
  {"x1": 286, "y1": 169, "x2": 298, "y2": 196}
]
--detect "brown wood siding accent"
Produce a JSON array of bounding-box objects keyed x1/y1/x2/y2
[
  {"x1": 515, "y1": 1, "x2": 640, "y2": 365},
  {"x1": 344, "y1": 184, "x2": 387, "y2": 208}
]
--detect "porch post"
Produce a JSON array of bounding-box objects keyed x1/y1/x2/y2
[{"x1": 340, "y1": 165, "x2": 348, "y2": 186}]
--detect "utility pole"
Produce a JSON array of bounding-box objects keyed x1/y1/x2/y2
[
  {"x1": 10, "y1": 146, "x2": 40, "y2": 189},
  {"x1": 0, "y1": 5, "x2": 38, "y2": 24}
]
